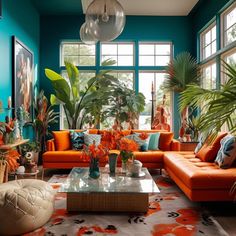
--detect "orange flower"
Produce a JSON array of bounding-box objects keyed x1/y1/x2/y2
[
  {"x1": 119, "y1": 138, "x2": 138, "y2": 152},
  {"x1": 139, "y1": 132, "x2": 149, "y2": 140},
  {"x1": 83, "y1": 143, "x2": 109, "y2": 160}
]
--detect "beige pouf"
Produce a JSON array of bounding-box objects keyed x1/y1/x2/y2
[{"x1": 0, "y1": 179, "x2": 55, "y2": 235}]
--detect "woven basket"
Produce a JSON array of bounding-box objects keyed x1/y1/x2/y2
[{"x1": 0, "y1": 160, "x2": 7, "y2": 183}]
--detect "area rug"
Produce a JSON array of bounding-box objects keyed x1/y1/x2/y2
[{"x1": 25, "y1": 172, "x2": 228, "y2": 236}]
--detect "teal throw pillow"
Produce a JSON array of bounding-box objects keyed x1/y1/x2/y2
[
  {"x1": 84, "y1": 133, "x2": 101, "y2": 146},
  {"x1": 70, "y1": 130, "x2": 84, "y2": 150},
  {"x1": 148, "y1": 133, "x2": 160, "y2": 150},
  {"x1": 215, "y1": 135, "x2": 236, "y2": 169}
]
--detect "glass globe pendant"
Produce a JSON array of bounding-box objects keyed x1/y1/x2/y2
[
  {"x1": 85, "y1": 0, "x2": 126, "y2": 42},
  {"x1": 80, "y1": 20, "x2": 99, "y2": 45}
]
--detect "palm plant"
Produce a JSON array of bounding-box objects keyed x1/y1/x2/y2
[{"x1": 179, "y1": 61, "x2": 236, "y2": 136}]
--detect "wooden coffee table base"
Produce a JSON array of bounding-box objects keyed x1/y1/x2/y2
[{"x1": 67, "y1": 192, "x2": 149, "y2": 213}]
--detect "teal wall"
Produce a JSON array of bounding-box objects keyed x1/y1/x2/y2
[
  {"x1": 40, "y1": 15, "x2": 193, "y2": 135},
  {"x1": 0, "y1": 0, "x2": 40, "y2": 122}
]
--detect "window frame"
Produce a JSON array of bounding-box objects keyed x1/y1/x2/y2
[
  {"x1": 221, "y1": 1, "x2": 236, "y2": 48},
  {"x1": 138, "y1": 42, "x2": 173, "y2": 66},
  {"x1": 60, "y1": 41, "x2": 96, "y2": 67},
  {"x1": 100, "y1": 42, "x2": 135, "y2": 66},
  {"x1": 200, "y1": 22, "x2": 217, "y2": 61}
]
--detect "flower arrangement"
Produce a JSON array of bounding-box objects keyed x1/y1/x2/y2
[
  {"x1": 119, "y1": 138, "x2": 139, "y2": 163},
  {"x1": 139, "y1": 132, "x2": 149, "y2": 140},
  {"x1": 3, "y1": 149, "x2": 20, "y2": 172}
]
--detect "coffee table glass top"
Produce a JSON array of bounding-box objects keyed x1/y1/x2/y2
[{"x1": 59, "y1": 167, "x2": 160, "y2": 194}]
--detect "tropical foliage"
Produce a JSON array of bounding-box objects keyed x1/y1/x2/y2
[
  {"x1": 45, "y1": 60, "x2": 145, "y2": 129},
  {"x1": 179, "y1": 61, "x2": 236, "y2": 137},
  {"x1": 163, "y1": 52, "x2": 200, "y2": 92}
]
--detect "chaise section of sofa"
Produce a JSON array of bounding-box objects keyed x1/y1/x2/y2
[{"x1": 164, "y1": 152, "x2": 236, "y2": 201}]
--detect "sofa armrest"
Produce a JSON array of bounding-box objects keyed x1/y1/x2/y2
[
  {"x1": 170, "y1": 139, "x2": 180, "y2": 151},
  {"x1": 46, "y1": 139, "x2": 55, "y2": 151}
]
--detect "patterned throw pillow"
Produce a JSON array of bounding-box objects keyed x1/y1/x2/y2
[
  {"x1": 69, "y1": 130, "x2": 84, "y2": 150},
  {"x1": 215, "y1": 135, "x2": 236, "y2": 169},
  {"x1": 148, "y1": 133, "x2": 160, "y2": 151},
  {"x1": 84, "y1": 133, "x2": 101, "y2": 146},
  {"x1": 194, "y1": 134, "x2": 204, "y2": 154}
]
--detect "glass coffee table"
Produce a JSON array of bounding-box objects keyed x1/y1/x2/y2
[{"x1": 59, "y1": 167, "x2": 160, "y2": 213}]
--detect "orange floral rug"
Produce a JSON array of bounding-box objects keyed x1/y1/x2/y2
[{"x1": 25, "y1": 172, "x2": 228, "y2": 236}]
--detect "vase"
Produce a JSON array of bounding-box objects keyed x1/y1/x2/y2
[
  {"x1": 89, "y1": 157, "x2": 100, "y2": 179},
  {"x1": 121, "y1": 161, "x2": 128, "y2": 174},
  {"x1": 108, "y1": 153, "x2": 118, "y2": 173}
]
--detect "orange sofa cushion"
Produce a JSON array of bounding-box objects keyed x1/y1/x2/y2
[
  {"x1": 196, "y1": 133, "x2": 227, "y2": 162},
  {"x1": 52, "y1": 131, "x2": 71, "y2": 151},
  {"x1": 159, "y1": 132, "x2": 174, "y2": 151}
]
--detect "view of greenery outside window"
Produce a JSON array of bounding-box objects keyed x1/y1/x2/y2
[
  {"x1": 222, "y1": 2, "x2": 236, "y2": 46},
  {"x1": 222, "y1": 49, "x2": 236, "y2": 84},
  {"x1": 200, "y1": 23, "x2": 216, "y2": 60},
  {"x1": 107, "y1": 71, "x2": 134, "y2": 89},
  {"x1": 201, "y1": 62, "x2": 216, "y2": 89},
  {"x1": 60, "y1": 42, "x2": 96, "y2": 66},
  {"x1": 139, "y1": 43, "x2": 172, "y2": 66},
  {"x1": 60, "y1": 71, "x2": 96, "y2": 130},
  {"x1": 100, "y1": 43, "x2": 134, "y2": 66},
  {"x1": 138, "y1": 72, "x2": 171, "y2": 130}
]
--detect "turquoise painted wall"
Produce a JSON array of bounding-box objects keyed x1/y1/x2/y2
[
  {"x1": 40, "y1": 15, "x2": 193, "y2": 135},
  {"x1": 0, "y1": 0, "x2": 40, "y2": 123}
]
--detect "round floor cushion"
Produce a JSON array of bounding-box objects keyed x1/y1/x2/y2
[{"x1": 0, "y1": 179, "x2": 55, "y2": 235}]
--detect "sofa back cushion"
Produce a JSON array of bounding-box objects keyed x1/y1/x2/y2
[
  {"x1": 196, "y1": 133, "x2": 227, "y2": 162},
  {"x1": 53, "y1": 131, "x2": 71, "y2": 151},
  {"x1": 159, "y1": 132, "x2": 174, "y2": 151}
]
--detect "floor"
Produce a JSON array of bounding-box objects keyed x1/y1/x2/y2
[{"x1": 30, "y1": 167, "x2": 236, "y2": 236}]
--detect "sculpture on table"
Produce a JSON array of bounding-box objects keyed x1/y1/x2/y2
[{"x1": 151, "y1": 95, "x2": 170, "y2": 131}]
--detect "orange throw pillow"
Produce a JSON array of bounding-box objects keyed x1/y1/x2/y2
[
  {"x1": 53, "y1": 131, "x2": 71, "y2": 151},
  {"x1": 88, "y1": 129, "x2": 98, "y2": 134},
  {"x1": 159, "y1": 132, "x2": 174, "y2": 151},
  {"x1": 196, "y1": 133, "x2": 227, "y2": 162}
]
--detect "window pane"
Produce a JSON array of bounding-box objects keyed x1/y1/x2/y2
[
  {"x1": 202, "y1": 63, "x2": 216, "y2": 90},
  {"x1": 63, "y1": 56, "x2": 79, "y2": 66},
  {"x1": 226, "y1": 7, "x2": 236, "y2": 29},
  {"x1": 204, "y1": 30, "x2": 211, "y2": 45},
  {"x1": 212, "y1": 26, "x2": 216, "y2": 41},
  {"x1": 226, "y1": 52, "x2": 236, "y2": 66},
  {"x1": 79, "y1": 56, "x2": 95, "y2": 66},
  {"x1": 155, "y1": 44, "x2": 170, "y2": 55},
  {"x1": 205, "y1": 45, "x2": 211, "y2": 58},
  {"x1": 118, "y1": 56, "x2": 133, "y2": 66},
  {"x1": 155, "y1": 56, "x2": 170, "y2": 66},
  {"x1": 226, "y1": 25, "x2": 236, "y2": 45},
  {"x1": 117, "y1": 72, "x2": 134, "y2": 89},
  {"x1": 139, "y1": 44, "x2": 155, "y2": 55},
  {"x1": 211, "y1": 41, "x2": 216, "y2": 54},
  {"x1": 101, "y1": 44, "x2": 117, "y2": 55},
  {"x1": 80, "y1": 44, "x2": 95, "y2": 55},
  {"x1": 63, "y1": 44, "x2": 79, "y2": 56},
  {"x1": 139, "y1": 56, "x2": 155, "y2": 66},
  {"x1": 212, "y1": 63, "x2": 216, "y2": 89},
  {"x1": 118, "y1": 44, "x2": 133, "y2": 55}
]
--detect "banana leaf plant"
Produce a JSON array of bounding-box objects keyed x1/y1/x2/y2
[{"x1": 45, "y1": 59, "x2": 118, "y2": 129}]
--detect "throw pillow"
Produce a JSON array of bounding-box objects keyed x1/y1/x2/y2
[
  {"x1": 69, "y1": 130, "x2": 85, "y2": 150},
  {"x1": 159, "y1": 132, "x2": 174, "y2": 151},
  {"x1": 125, "y1": 133, "x2": 149, "y2": 151},
  {"x1": 148, "y1": 133, "x2": 160, "y2": 150},
  {"x1": 84, "y1": 133, "x2": 101, "y2": 146},
  {"x1": 53, "y1": 131, "x2": 71, "y2": 151},
  {"x1": 194, "y1": 134, "x2": 204, "y2": 154},
  {"x1": 215, "y1": 135, "x2": 236, "y2": 169},
  {"x1": 195, "y1": 133, "x2": 227, "y2": 162}
]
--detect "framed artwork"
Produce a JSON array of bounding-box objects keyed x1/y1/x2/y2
[{"x1": 12, "y1": 36, "x2": 34, "y2": 120}]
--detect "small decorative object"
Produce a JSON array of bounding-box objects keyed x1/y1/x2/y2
[
  {"x1": 16, "y1": 165, "x2": 25, "y2": 174},
  {"x1": 24, "y1": 152, "x2": 37, "y2": 173},
  {"x1": 108, "y1": 150, "x2": 120, "y2": 174},
  {"x1": 82, "y1": 142, "x2": 109, "y2": 179},
  {"x1": 119, "y1": 138, "x2": 138, "y2": 174},
  {"x1": 128, "y1": 160, "x2": 143, "y2": 177}
]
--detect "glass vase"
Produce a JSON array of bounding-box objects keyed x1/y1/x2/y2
[
  {"x1": 89, "y1": 157, "x2": 100, "y2": 179},
  {"x1": 121, "y1": 161, "x2": 128, "y2": 174}
]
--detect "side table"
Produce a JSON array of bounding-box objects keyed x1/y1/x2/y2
[
  {"x1": 12, "y1": 170, "x2": 40, "y2": 180},
  {"x1": 180, "y1": 142, "x2": 198, "y2": 151}
]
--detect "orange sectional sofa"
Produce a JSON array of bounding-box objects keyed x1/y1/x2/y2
[{"x1": 42, "y1": 130, "x2": 236, "y2": 201}]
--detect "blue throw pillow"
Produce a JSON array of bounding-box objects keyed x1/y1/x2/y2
[
  {"x1": 215, "y1": 135, "x2": 236, "y2": 169},
  {"x1": 70, "y1": 130, "x2": 84, "y2": 150},
  {"x1": 148, "y1": 133, "x2": 160, "y2": 150},
  {"x1": 126, "y1": 133, "x2": 149, "y2": 151}
]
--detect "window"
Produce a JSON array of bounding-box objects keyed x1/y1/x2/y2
[
  {"x1": 222, "y1": 48, "x2": 236, "y2": 83},
  {"x1": 60, "y1": 71, "x2": 96, "y2": 129},
  {"x1": 101, "y1": 42, "x2": 134, "y2": 66},
  {"x1": 201, "y1": 62, "x2": 217, "y2": 89},
  {"x1": 139, "y1": 42, "x2": 172, "y2": 66},
  {"x1": 60, "y1": 42, "x2": 96, "y2": 66},
  {"x1": 222, "y1": 2, "x2": 236, "y2": 46},
  {"x1": 107, "y1": 71, "x2": 134, "y2": 89},
  {"x1": 200, "y1": 23, "x2": 216, "y2": 60},
  {"x1": 138, "y1": 72, "x2": 171, "y2": 129}
]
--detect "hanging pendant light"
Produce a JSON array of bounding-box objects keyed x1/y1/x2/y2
[
  {"x1": 80, "y1": 20, "x2": 99, "y2": 44},
  {"x1": 85, "y1": 0, "x2": 126, "y2": 42}
]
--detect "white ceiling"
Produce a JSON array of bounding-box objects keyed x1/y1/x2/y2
[{"x1": 82, "y1": 0, "x2": 199, "y2": 16}]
